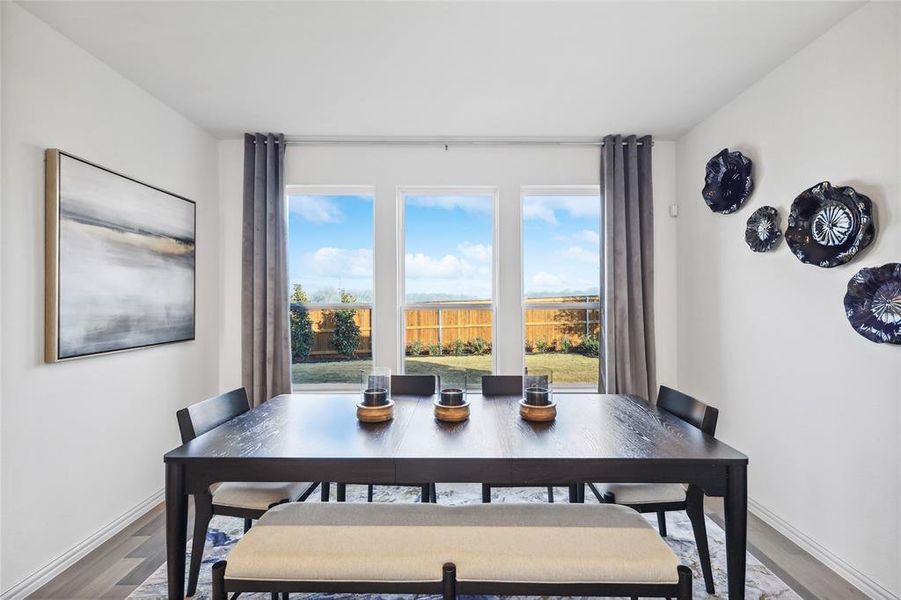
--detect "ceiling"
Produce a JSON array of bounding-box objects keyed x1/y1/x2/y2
[{"x1": 20, "y1": 1, "x2": 862, "y2": 140}]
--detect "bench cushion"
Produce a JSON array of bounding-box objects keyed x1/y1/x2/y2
[
  {"x1": 211, "y1": 482, "x2": 310, "y2": 511},
  {"x1": 225, "y1": 502, "x2": 680, "y2": 584},
  {"x1": 596, "y1": 483, "x2": 686, "y2": 505}
]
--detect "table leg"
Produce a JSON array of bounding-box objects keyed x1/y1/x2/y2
[
  {"x1": 166, "y1": 462, "x2": 187, "y2": 600},
  {"x1": 724, "y1": 463, "x2": 748, "y2": 600}
]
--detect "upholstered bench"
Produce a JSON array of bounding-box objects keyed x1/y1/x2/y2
[{"x1": 211, "y1": 502, "x2": 692, "y2": 600}]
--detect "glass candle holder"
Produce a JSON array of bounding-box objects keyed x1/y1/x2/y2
[
  {"x1": 523, "y1": 368, "x2": 553, "y2": 406},
  {"x1": 439, "y1": 370, "x2": 467, "y2": 406},
  {"x1": 361, "y1": 367, "x2": 391, "y2": 406}
]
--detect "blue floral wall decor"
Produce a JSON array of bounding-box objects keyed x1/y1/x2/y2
[
  {"x1": 745, "y1": 206, "x2": 781, "y2": 252},
  {"x1": 785, "y1": 182, "x2": 875, "y2": 268},
  {"x1": 702, "y1": 148, "x2": 753, "y2": 214},
  {"x1": 844, "y1": 263, "x2": 901, "y2": 345}
]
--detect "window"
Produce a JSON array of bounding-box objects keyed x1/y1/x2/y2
[
  {"x1": 401, "y1": 189, "x2": 496, "y2": 383},
  {"x1": 287, "y1": 187, "x2": 374, "y2": 387},
  {"x1": 522, "y1": 188, "x2": 602, "y2": 389}
]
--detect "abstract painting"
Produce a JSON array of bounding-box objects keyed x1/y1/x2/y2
[{"x1": 45, "y1": 150, "x2": 195, "y2": 361}]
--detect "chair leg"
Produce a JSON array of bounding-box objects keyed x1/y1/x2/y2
[
  {"x1": 686, "y1": 485, "x2": 716, "y2": 594},
  {"x1": 187, "y1": 494, "x2": 213, "y2": 597},
  {"x1": 430, "y1": 483, "x2": 438, "y2": 503},
  {"x1": 211, "y1": 560, "x2": 227, "y2": 600},
  {"x1": 336, "y1": 483, "x2": 347, "y2": 502},
  {"x1": 368, "y1": 484, "x2": 375, "y2": 502},
  {"x1": 547, "y1": 486, "x2": 554, "y2": 503},
  {"x1": 270, "y1": 594, "x2": 278, "y2": 600},
  {"x1": 656, "y1": 511, "x2": 667, "y2": 537},
  {"x1": 442, "y1": 563, "x2": 457, "y2": 600},
  {"x1": 420, "y1": 484, "x2": 430, "y2": 502},
  {"x1": 481, "y1": 483, "x2": 491, "y2": 503},
  {"x1": 676, "y1": 564, "x2": 693, "y2": 599},
  {"x1": 320, "y1": 482, "x2": 330, "y2": 501}
]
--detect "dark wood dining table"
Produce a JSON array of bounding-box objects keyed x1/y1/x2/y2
[{"x1": 164, "y1": 392, "x2": 748, "y2": 599}]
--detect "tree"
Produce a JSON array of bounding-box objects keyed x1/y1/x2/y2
[
  {"x1": 290, "y1": 285, "x2": 314, "y2": 363},
  {"x1": 330, "y1": 289, "x2": 362, "y2": 359}
]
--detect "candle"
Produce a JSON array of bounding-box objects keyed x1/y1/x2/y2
[
  {"x1": 362, "y1": 388, "x2": 389, "y2": 406},
  {"x1": 524, "y1": 386, "x2": 550, "y2": 406},
  {"x1": 440, "y1": 388, "x2": 465, "y2": 406}
]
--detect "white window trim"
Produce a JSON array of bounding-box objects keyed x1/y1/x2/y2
[
  {"x1": 397, "y1": 185, "x2": 500, "y2": 376},
  {"x1": 286, "y1": 185, "x2": 377, "y2": 391},
  {"x1": 520, "y1": 185, "x2": 602, "y2": 392}
]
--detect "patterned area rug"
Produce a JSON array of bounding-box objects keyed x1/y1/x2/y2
[{"x1": 130, "y1": 484, "x2": 799, "y2": 599}]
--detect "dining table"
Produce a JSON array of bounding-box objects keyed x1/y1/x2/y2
[{"x1": 164, "y1": 392, "x2": 748, "y2": 599}]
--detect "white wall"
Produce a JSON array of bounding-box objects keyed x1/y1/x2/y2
[
  {"x1": 675, "y1": 3, "x2": 900, "y2": 597},
  {"x1": 218, "y1": 141, "x2": 677, "y2": 391},
  {"x1": 0, "y1": 4, "x2": 220, "y2": 595}
]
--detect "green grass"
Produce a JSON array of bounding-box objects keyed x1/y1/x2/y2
[{"x1": 292, "y1": 353, "x2": 598, "y2": 385}]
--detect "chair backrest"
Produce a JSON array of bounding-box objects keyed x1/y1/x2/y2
[
  {"x1": 481, "y1": 375, "x2": 523, "y2": 396},
  {"x1": 391, "y1": 374, "x2": 436, "y2": 396},
  {"x1": 656, "y1": 385, "x2": 718, "y2": 436},
  {"x1": 176, "y1": 388, "x2": 250, "y2": 443}
]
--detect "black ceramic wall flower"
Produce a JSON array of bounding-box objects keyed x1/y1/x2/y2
[
  {"x1": 702, "y1": 148, "x2": 753, "y2": 214},
  {"x1": 745, "y1": 206, "x2": 781, "y2": 252},
  {"x1": 785, "y1": 182, "x2": 875, "y2": 268},
  {"x1": 844, "y1": 263, "x2": 901, "y2": 345}
]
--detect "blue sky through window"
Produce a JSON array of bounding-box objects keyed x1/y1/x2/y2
[
  {"x1": 523, "y1": 195, "x2": 601, "y2": 300},
  {"x1": 404, "y1": 194, "x2": 493, "y2": 303},
  {"x1": 288, "y1": 194, "x2": 373, "y2": 303}
]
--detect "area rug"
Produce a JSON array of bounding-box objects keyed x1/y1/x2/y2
[{"x1": 130, "y1": 484, "x2": 800, "y2": 599}]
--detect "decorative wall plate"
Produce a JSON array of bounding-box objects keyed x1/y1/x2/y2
[
  {"x1": 785, "y1": 182, "x2": 875, "y2": 268},
  {"x1": 702, "y1": 148, "x2": 753, "y2": 214},
  {"x1": 844, "y1": 263, "x2": 901, "y2": 344},
  {"x1": 745, "y1": 206, "x2": 781, "y2": 252}
]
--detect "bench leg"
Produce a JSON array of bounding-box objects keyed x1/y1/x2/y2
[
  {"x1": 442, "y1": 563, "x2": 457, "y2": 600},
  {"x1": 320, "y1": 482, "x2": 330, "y2": 501},
  {"x1": 368, "y1": 484, "x2": 375, "y2": 502},
  {"x1": 336, "y1": 483, "x2": 347, "y2": 502},
  {"x1": 481, "y1": 484, "x2": 491, "y2": 503},
  {"x1": 211, "y1": 561, "x2": 227, "y2": 600},
  {"x1": 243, "y1": 518, "x2": 252, "y2": 533},
  {"x1": 677, "y1": 564, "x2": 693, "y2": 599},
  {"x1": 656, "y1": 511, "x2": 667, "y2": 537}
]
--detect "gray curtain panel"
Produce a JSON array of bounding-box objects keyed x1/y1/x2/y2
[
  {"x1": 242, "y1": 133, "x2": 291, "y2": 406},
  {"x1": 600, "y1": 134, "x2": 657, "y2": 400}
]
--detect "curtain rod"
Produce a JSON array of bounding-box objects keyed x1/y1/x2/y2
[{"x1": 265, "y1": 135, "x2": 651, "y2": 147}]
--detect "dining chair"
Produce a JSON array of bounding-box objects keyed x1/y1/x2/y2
[
  {"x1": 176, "y1": 388, "x2": 319, "y2": 598},
  {"x1": 480, "y1": 375, "x2": 556, "y2": 503},
  {"x1": 586, "y1": 385, "x2": 718, "y2": 594},
  {"x1": 335, "y1": 374, "x2": 437, "y2": 503}
]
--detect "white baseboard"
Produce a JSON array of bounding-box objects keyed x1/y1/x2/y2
[
  {"x1": 0, "y1": 488, "x2": 164, "y2": 600},
  {"x1": 749, "y1": 497, "x2": 899, "y2": 600}
]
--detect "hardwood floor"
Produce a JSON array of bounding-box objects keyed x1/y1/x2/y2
[{"x1": 28, "y1": 495, "x2": 866, "y2": 600}]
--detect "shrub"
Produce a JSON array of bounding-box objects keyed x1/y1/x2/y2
[
  {"x1": 290, "y1": 303, "x2": 315, "y2": 363},
  {"x1": 330, "y1": 289, "x2": 362, "y2": 359},
  {"x1": 465, "y1": 337, "x2": 490, "y2": 355},
  {"x1": 428, "y1": 344, "x2": 443, "y2": 356},
  {"x1": 560, "y1": 337, "x2": 574, "y2": 353},
  {"x1": 535, "y1": 338, "x2": 551, "y2": 353},
  {"x1": 576, "y1": 335, "x2": 600, "y2": 357},
  {"x1": 524, "y1": 339, "x2": 535, "y2": 353},
  {"x1": 407, "y1": 339, "x2": 426, "y2": 356},
  {"x1": 446, "y1": 338, "x2": 466, "y2": 356}
]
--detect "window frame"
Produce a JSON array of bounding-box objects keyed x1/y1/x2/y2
[
  {"x1": 520, "y1": 185, "x2": 603, "y2": 392},
  {"x1": 397, "y1": 185, "x2": 500, "y2": 377},
  {"x1": 285, "y1": 184, "x2": 377, "y2": 392}
]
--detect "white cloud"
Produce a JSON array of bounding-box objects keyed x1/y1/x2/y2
[
  {"x1": 457, "y1": 242, "x2": 491, "y2": 262},
  {"x1": 523, "y1": 196, "x2": 601, "y2": 224},
  {"x1": 406, "y1": 195, "x2": 492, "y2": 214},
  {"x1": 532, "y1": 271, "x2": 564, "y2": 287},
  {"x1": 310, "y1": 247, "x2": 372, "y2": 277},
  {"x1": 290, "y1": 196, "x2": 342, "y2": 224},
  {"x1": 573, "y1": 229, "x2": 600, "y2": 245},
  {"x1": 405, "y1": 253, "x2": 471, "y2": 279},
  {"x1": 562, "y1": 245, "x2": 600, "y2": 264}
]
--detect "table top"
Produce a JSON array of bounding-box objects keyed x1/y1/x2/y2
[{"x1": 165, "y1": 393, "x2": 747, "y2": 466}]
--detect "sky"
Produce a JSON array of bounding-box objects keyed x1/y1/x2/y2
[{"x1": 287, "y1": 193, "x2": 600, "y2": 304}]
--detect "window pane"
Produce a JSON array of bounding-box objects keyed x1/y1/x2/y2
[
  {"x1": 523, "y1": 194, "x2": 601, "y2": 388},
  {"x1": 404, "y1": 194, "x2": 493, "y2": 303},
  {"x1": 522, "y1": 195, "x2": 600, "y2": 303},
  {"x1": 288, "y1": 192, "x2": 373, "y2": 386},
  {"x1": 404, "y1": 307, "x2": 493, "y2": 383}
]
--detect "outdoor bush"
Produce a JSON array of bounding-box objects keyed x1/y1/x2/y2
[
  {"x1": 535, "y1": 338, "x2": 551, "y2": 353},
  {"x1": 576, "y1": 335, "x2": 600, "y2": 357},
  {"x1": 330, "y1": 290, "x2": 362, "y2": 359},
  {"x1": 407, "y1": 339, "x2": 427, "y2": 356},
  {"x1": 428, "y1": 343, "x2": 443, "y2": 356},
  {"x1": 465, "y1": 337, "x2": 490, "y2": 355},
  {"x1": 560, "y1": 337, "x2": 574, "y2": 353},
  {"x1": 524, "y1": 340, "x2": 534, "y2": 353},
  {"x1": 446, "y1": 338, "x2": 466, "y2": 356},
  {"x1": 290, "y1": 303, "x2": 315, "y2": 363}
]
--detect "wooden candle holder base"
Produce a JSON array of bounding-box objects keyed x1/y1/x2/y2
[
  {"x1": 433, "y1": 399, "x2": 471, "y2": 422},
  {"x1": 356, "y1": 399, "x2": 395, "y2": 423},
  {"x1": 519, "y1": 399, "x2": 557, "y2": 422}
]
